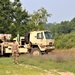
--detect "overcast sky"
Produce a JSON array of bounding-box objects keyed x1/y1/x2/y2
[{"x1": 11, "y1": 0, "x2": 75, "y2": 23}]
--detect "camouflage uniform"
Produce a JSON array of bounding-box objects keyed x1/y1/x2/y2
[{"x1": 12, "y1": 41, "x2": 19, "y2": 64}]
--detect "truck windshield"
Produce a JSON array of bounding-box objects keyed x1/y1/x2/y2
[{"x1": 44, "y1": 32, "x2": 52, "y2": 39}]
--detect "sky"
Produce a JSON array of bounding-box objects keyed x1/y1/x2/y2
[{"x1": 11, "y1": 0, "x2": 75, "y2": 23}]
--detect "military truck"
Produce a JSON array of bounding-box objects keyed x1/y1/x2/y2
[
  {"x1": 0, "y1": 30, "x2": 55, "y2": 56},
  {"x1": 21, "y1": 30, "x2": 55, "y2": 56},
  {"x1": 0, "y1": 34, "x2": 12, "y2": 56},
  {"x1": 0, "y1": 34, "x2": 27, "y2": 56}
]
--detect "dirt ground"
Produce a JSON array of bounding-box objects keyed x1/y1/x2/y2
[
  {"x1": 46, "y1": 71, "x2": 74, "y2": 75},
  {"x1": 45, "y1": 71, "x2": 74, "y2": 75}
]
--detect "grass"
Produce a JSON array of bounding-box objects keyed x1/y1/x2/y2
[
  {"x1": 19, "y1": 49, "x2": 75, "y2": 74},
  {"x1": 0, "y1": 57, "x2": 43, "y2": 75},
  {"x1": 19, "y1": 55, "x2": 75, "y2": 73},
  {"x1": 0, "y1": 49, "x2": 75, "y2": 75}
]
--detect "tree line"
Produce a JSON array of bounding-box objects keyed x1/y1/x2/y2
[{"x1": 48, "y1": 18, "x2": 75, "y2": 49}]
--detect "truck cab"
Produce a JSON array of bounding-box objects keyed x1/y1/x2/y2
[{"x1": 24, "y1": 30, "x2": 55, "y2": 56}]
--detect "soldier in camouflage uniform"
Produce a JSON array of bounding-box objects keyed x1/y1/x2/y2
[{"x1": 11, "y1": 38, "x2": 19, "y2": 64}]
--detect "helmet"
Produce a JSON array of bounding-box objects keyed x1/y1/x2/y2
[{"x1": 13, "y1": 37, "x2": 17, "y2": 41}]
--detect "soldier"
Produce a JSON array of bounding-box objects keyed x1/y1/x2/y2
[{"x1": 11, "y1": 38, "x2": 19, "y2": 64}]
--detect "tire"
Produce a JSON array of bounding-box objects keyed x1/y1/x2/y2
[
  {"x1": 45, "y1": 50, "x2": 48, "y2": 54},
  {"x1": 31, "y1": 48, "x2": 41, "y2": 56}
]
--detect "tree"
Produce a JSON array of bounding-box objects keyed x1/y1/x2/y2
[
  {"x1": 10, "y1": 0, "x2": 29, "y2": 36},
  {"x1": 29, "y1": 7, "x2": 52, "y2": 30},
  {"x1": 70, "y1": 18, "x2": 75, "y2": 32},
  {"x1": 50, "y1": 21, "x2": 71, "y2": 36},
  {"x1": 0, "y1": 0, "x2": 12, "y2": 33}
]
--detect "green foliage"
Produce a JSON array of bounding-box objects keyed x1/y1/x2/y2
[
  {"x1": 49, "y1": 21, "x2": 71, "y2": 35},
  {"x1": 45, "y1": 23, "x2": 55, "y2": 30},
  {"x1": 48, "y1": 17, "x2": 75, "y2": 49},
  {"x1": 0, "y1": 0, "x2": 12, "y2": 33},
  {"x1": 0, "y1": 0, "x2": 30, "y2": 38},
  {"x1": 55, "y1": 32, "x2": 75, "y2": 49},
  {"x1": 11, "y1": 0, "x2": 29, "y2": 37},
  {"x1": 30, "y1": 7, "x2": 52, "y2": 30},
  {"x1": 0, "y1": 0, "x2": 51, "y2": 38},
  {"x1": 49, "y1": 19, "x2": 75, "y2": 36}
]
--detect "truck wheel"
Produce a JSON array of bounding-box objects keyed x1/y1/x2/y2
[{"x1": 31, "y1": 48, "x2": 41, "y2": 56}]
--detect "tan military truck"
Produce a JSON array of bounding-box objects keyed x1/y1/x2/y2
[
  {"x1": 0, "y1": 30, "x2": 55, "y2": 56},
  {"x1": 21, "y1": 30, "x2": 55, "y2": 56}
]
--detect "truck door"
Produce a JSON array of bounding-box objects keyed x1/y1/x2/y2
[{"x1": 36, "y1": 32, "x2": 44, "y2": 45}]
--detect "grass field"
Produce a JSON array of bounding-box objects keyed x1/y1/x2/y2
[{"x1": 0, "y1": 49, "x2": 75, "y2": 75}]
